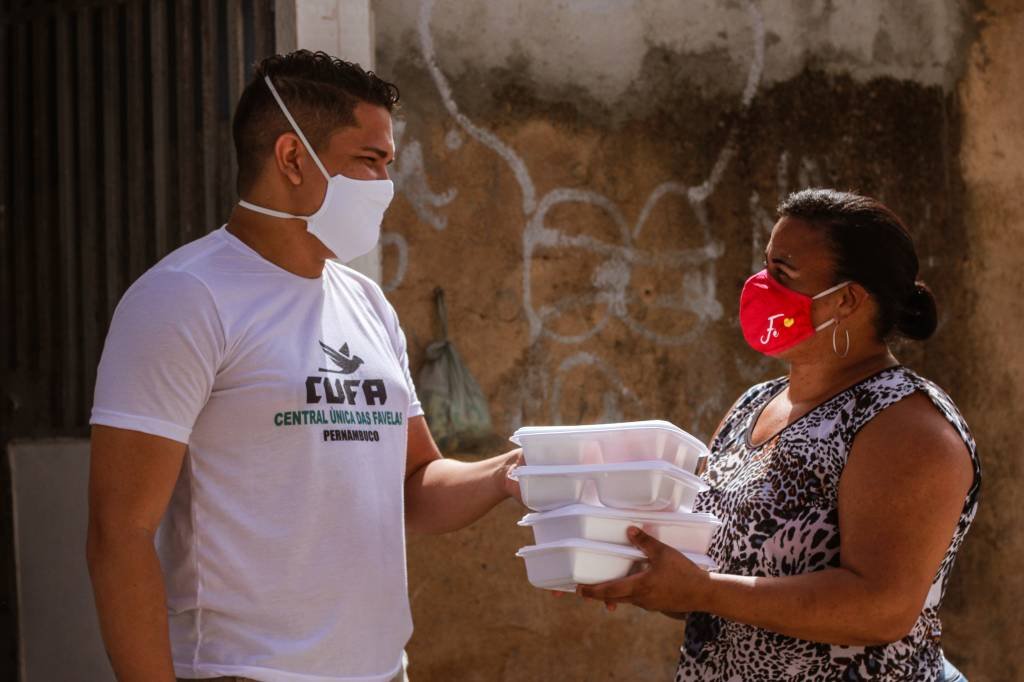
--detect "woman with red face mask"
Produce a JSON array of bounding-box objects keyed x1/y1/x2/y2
[{"x1": 579, "y1": 189, "x2": 979, "y2": 682}]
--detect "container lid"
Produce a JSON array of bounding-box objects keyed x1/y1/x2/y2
[
  {"x1": 510, "y1": 420, "x2": 708, "y2": 453},
  {"x1": 516, "y1": 539, "x2": 718, "y2": 572},
  {"x1": 515, "y1": 538, "x2": 647, "y2": 560},
  {"x1": 518, "y1": 503, "x2": 722, "y2": 528},
  {"x1": 510, "y1": 460, "x2": 709, "y2": 492}
]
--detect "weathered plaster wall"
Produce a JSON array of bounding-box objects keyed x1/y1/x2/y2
[
  {"x1": 367, "y1": 0, "x2": 1013, "y2": 679},
  {"x1": 942, "y1": 2, "x2": 1024, "y2": 680}
]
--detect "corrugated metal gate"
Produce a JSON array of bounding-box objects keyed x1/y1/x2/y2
[
  {"x1": 1, "y1": 0, "x2": 278, "y2": 437},
  {"x1": 1, "y1": 0, "x2": 280, "y2": 676}
]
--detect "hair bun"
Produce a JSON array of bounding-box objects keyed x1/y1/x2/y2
[{"x1": 897, "y1": 281, "x2": 938, "y2": 340}]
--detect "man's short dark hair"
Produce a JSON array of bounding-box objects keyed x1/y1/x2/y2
[{"x1": 232, "y1": 50, "x2": 400, "y2": 193}]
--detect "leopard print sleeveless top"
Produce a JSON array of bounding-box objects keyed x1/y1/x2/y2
[{"x1": 677, "y1": 366, "x2": 980, "y2": 682}]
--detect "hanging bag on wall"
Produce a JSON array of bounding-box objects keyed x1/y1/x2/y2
[{"x1": 417, "y1": 287, "x2": 494, "y2": 452}]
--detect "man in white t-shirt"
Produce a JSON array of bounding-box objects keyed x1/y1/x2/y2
[{"x1": 87, "y1": 50, "x2": 521, "y2": 682}]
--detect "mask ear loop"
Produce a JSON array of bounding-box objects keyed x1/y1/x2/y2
[
  {"x1": 817, "y1": 281, "x2": 853, "y2": 354},
  {"x1": 832, "y1": 325, "x2": 851, "y2": 358},
  {"x1": 812, "y1": 280, "x2": 853, "y2": 300},
  {"x1": 263, "y1": 75, "x2": 331, "y2": 182}
]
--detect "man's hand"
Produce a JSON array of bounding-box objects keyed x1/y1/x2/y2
[
  {"x1": 404, "y1": 417, "x2": 524, "y2": 533},
  {"x1": 577, "y1": 527, "x2": 711, "y2": 613},
  {"x1": 494, "y1": 448, "x2": 523, "y2": 505}
]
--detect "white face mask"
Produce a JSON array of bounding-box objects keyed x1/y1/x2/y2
[{"x1": 238, "y1": 75, "x2": 395, "y2": 263}]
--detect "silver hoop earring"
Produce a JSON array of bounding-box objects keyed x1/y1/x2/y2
[{"x1": 832, "y1": 325, "x2": 851, "y2": 358}]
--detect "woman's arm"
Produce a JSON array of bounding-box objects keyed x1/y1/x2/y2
[{"x1": 580, "y1": 393, "x2": 974, "y2": 646}]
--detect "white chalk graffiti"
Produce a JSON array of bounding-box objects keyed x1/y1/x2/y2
[
  {"x1": 550, "y1": 352, "x2": 642, "y2": 425},
  {"x1": 749, "y1": 150, "x2": 790, "y2": 272},
  {"x1": 523, "y1": 185, "x2": 726, "y2": 348},
  {"x1": 390, "y1": 119, "x2": 458, "y2": 231},
  {"x1": 380, "y1": 231, "x2": 408, "y2": 294},
  {"x1": 748, "y1": 151, "x2": 831, "y2": 272},
  {"x1": 418, "y1": 7, "x2": 537, "y2": 216},
  {"x1": 408, "y1": 0, "x2": 767, "y2": 428}
]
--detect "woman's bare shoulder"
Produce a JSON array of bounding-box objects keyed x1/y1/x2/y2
[{"x1": 850, "y1": 390, "x2": 972, "y2": 484}]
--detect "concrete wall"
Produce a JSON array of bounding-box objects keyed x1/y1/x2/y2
[
  {"x1": 375, "y1": 0, "x2": 966, "y2": 439},
  {"x1": 945, "y1": 1, "x2": 1024, "y2": 679},
  {"x1": 372, "y1": 1, "x2": 1020, "y2": 680},
  {"x1": 9, "y1": 440, "x2": 113, "y2": 682}
]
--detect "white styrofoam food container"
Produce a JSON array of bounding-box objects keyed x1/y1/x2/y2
[
  {"x1": 516, "y1": 538, "x2": 718, "y2": 591},
  {"x1": 510, "y1": 420, "x2": 708, "y2": 473},
  {"x1": 510, "y1": 460, "x2": 709, "y2": 512},
  {"x1": 519, "y1": 503, "x2": 722, "y2": 554}
]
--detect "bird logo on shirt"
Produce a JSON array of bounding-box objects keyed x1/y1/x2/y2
[{"x1": 318, "y1": 341, "x2": 365, "y2": 375}]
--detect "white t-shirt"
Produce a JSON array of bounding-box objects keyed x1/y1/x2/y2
[{"x1": 91, "y1": 227, "x2": 423, "y2": 682}]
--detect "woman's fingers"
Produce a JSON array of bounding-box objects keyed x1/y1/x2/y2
[
  {"x1": 577, "y1": 571, "x2": 647, "y2": 601},
  {"x1": 627, "y1": 526, "x2": 671, "y2": 561},
  {"x1": 568, "y1": 533, "x2": 706, "y2": 614}
]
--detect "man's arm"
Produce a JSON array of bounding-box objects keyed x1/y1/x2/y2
[
  {"x1": 87, "y1": 425, "x2": 187, "y2": 682},
  {"x1": 403, "y1": 416, "x2": 521, "y2": 534}
]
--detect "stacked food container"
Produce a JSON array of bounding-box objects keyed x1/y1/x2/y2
[{"x1": 511, "y1": 420, "x2": 721, "y2": 592}]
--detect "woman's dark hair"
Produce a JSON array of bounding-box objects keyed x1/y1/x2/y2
[
  {"x1": 233, "y1": 50, "x2": 400, "y2": 193},
  {"x1": 777, "y1": 188, "x2": 937, "y2": 341}
]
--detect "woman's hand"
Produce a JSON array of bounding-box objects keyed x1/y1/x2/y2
[{"x1": 577, "y1": 527, "x2": 712, "y2": 613}]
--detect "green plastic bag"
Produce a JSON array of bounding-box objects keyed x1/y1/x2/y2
[{"x1": 417, "y1": 288, "x2": 494, "y2": 453}]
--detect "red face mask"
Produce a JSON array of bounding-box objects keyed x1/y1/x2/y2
[{"x1": 739, "y1": 270, "x2": 851, "y2": 355}]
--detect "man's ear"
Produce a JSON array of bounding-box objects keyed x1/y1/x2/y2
[{"x1": 273, "y1": 132, "x2": 306, "y2": 187}]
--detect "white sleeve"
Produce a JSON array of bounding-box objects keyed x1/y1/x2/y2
[
  {"x1": 374, "y1": 290, "x2": 423, "y2": 418},
  {"x1": 391, "y1": 314, "x2": 423, "y2": 418},
  {"x1": 90, "y1": 269, "x2": 225, "y2": 443}
]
